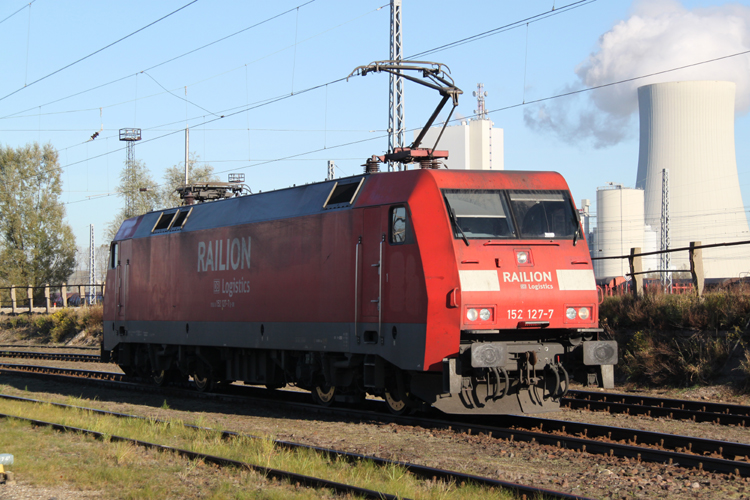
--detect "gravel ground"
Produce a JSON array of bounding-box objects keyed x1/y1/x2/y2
[
  {"x1": 2, "y1": 357, "x2": 750, "y2": 500},
  {"x1": 2, "y1": 331, "x2": 750, "y2": 500}
]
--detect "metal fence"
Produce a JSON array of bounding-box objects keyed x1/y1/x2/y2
[{"x1": 0, "y1": 283, "x2": 105, "y2": 315}]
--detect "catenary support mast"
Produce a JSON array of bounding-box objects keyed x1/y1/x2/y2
[
  {"x1": 660, "y1": 168, "x2": 672, "y2": 292},
  {"x1": 388, "y1": 0, "x2": 404, "y2": 171}
]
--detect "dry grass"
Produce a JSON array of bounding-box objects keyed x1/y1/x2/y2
[
  {"x1": 599, "y1": 286, "x2": 750, "y2": 391},
  {"x1": 0, "y1": 394, "x2": 518, "y2": 500},
  {"x1": 0, "y1": 304, "x2": 102, "y2": 343},
  {"x1": 600, "y1": 284, "x2": 750, "y2": 332}
]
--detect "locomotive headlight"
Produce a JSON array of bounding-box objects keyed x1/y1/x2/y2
[
  {"x1": 466, "y1": 308, "x2": 478, "y2": 321},
  {"x1": 566, "y1": 307, "x2": 577, "y2": 320},
  {"x1": 479, "y1": 308, "x2": 491, "y2": 321},
  {"x1": 578, "y1": 307, "x2": 590, "y2": 320},
  {"x1": 516, "y1": 251, "x2": 529, "y2": 264}
]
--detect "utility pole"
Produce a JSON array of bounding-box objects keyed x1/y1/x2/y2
[
  {"x1": 185, "y1": 127, "x2": 190, "y2": 185},
  {"x1": 388, "y1": 0, "x2": 404, "y2": 171},
  {"x1": 88, "y1": 224, "x2": 95, "y2": 305},
  {"x1": 326, "y1": 160, "x2": 335, "y2": 181}
]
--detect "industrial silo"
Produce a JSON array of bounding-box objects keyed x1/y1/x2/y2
[
  {"x1": 636, "y1": 81, "x2": 750, "y2": 279},
  {"x1": 594, "y1": 185, "x2": 645, "y2": 280}
]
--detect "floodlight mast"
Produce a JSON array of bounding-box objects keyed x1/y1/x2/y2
[{"x1": 349, "y1": 61, "x2": 462, "y2": 168}]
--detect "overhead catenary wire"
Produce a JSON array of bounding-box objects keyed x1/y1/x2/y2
[
  {"x1": 142, "y1": 71, "x2": 219, "y2": 118},
  {"x1": 29, "y1": 1, "x2": 568, "y2": 159},
  {"x1": 0, "y1": 0, "x2": 199, "y2": 104},
  {"x1": 56, "y1": 47, "x2": 750, "y2": 205},
  {"x1": 0, "y1": 0, "x2": 319, "y2": 120},
  {"x1": 2, "y1": 0, "x2": 740, "y2": 223},
  {"x1": 0, "y1": 0, "x2": 35, "y2": 27},
  {"x1": 407, "y1": 0, "x2": 594, "y2": 59},
  {"x1": 24, "y1": 0, "x2": 32, "y2": 86},
  {"x1": 55, "y1": 75, "x2": 351, "y2": 176}
]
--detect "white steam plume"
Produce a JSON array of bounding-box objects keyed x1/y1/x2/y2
[{"x1": 525, "y1": 0, "x2": 750, "y2": 148}]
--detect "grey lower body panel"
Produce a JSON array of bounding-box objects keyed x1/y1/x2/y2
[{"x1": 103, "y1": 319, "x2": 428, "y2": 371}]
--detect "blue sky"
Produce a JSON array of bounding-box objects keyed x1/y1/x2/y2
[{"x1": 0, "y1": 0, "x2": 748, "y2": 249}]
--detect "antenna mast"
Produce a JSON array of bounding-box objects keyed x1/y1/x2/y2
[
  {"x1": 388, "y1": 0, "x2": 404, "y2": 171},
  {"x1": 473, "y1": 83, "x2": 488, "y2": 120}
]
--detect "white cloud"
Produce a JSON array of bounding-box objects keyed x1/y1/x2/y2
[{"x1": 526, "y1": 0, "x2": 750, "y2": 147}]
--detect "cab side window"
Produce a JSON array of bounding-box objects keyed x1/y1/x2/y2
[
  {"x1": 110, "y1": 243, "x2": 119, "y2": 269},
  {"x1": 390, "y1": 206, "x2": 407, "y2": 244}
]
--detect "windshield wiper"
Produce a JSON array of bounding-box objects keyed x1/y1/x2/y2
[
  {"x1": 572, "y1": 214, "x2": 581, "y2": 246},
  {"x1": 444, "y1": 196, "x2": 469, "y2": 246}
]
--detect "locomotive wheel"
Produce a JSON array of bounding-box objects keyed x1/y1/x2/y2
[
  {"x1": 153, "y1": 370, "x2": 169, "y2": 387},
  {"x1": 311, "y1": 384, "x2": 336, "y2": 406},
  {"x1": 193, "y1": 373, "x2": 215, "y2": 393},
  {"x1": 384, "y1": 390, "x2": 409, "y2": 415},
  {"x1": 153, "y1": 368, "x2": 181, "y2": 387}
]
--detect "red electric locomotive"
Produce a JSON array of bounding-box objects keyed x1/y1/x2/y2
[
  {"x1": 102, "y1": 61, "x2": 616, "y2": 415},
  {"x1": 102, "y1": 165, "x2": 616, "y2": 415}
]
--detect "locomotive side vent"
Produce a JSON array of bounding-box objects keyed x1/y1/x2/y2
[
  {"x1": 323, "y1": 178, "x2": 365, "y2": 210},
  {"x1": 172, "y1": 208, "x2": 191, "y2": 228},
  {"x1": 152, "y1": 212, "x2": 176, "y2": 232},
  {"x1": 152, "y1": 207, "x2": 193, "y2": 234}
]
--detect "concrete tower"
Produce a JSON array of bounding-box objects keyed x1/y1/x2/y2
[
  {"x1": 636, "y1": 81, "x2": 750, "y2": 279},
  {"x1": 593, "y1": 185, "x2": 645, "y2": 279}
]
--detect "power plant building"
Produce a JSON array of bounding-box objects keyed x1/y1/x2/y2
[
  {"x1": 418, "y1": 118, "x2": 504, "y2": 170},
  {"x1": 635, "y1": 81, "x2": 750, "y2": 279},
  {"x1": 593, "y1": 185, "x2": 646, "y2": 279},
  {"x1": 416, "y1": 84, "x2": 503, "y2": 170}
]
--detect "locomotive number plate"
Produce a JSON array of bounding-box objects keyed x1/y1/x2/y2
[{"x1": 507, "y1": 309, "x2": 553, "y2": 320}]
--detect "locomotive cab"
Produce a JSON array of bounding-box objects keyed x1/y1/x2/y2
[{"x1": 398, "y1": 171, "x2": 616, "y2": 415}]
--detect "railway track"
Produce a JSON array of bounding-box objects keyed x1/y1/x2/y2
[
  {"x1": 564, "y1": 389, "x2": 750, "y2": 426},
  {"x1": 1, "y1": 362, "x2": 749, "y2": 478},
  {"x1": 0, "y1": 393, "x2": 591, "y2": 500},
  {"x1": 0, "y1": 350, "x2": 101, "y2": 363},
  {"x1": 3, "y1": 351, "x2": 749, "y2": 428},
  {"x1": 0, "y1": 344, "x2": 98, "y2": 351}
]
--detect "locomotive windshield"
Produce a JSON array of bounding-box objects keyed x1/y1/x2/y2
[
  {"x1": 443, "y1": 190, "x2": 515, "y2": 239},
  {"x1": 443, "y1": 189, "x2": 579, "y2": 240},
  {"x1": 508, "y1": 190, "x2": 578, "y2": 239}
]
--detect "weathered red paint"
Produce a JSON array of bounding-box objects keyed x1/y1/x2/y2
[{"x1": 104, "y1": 169, "x2": 597, "y2": 376}]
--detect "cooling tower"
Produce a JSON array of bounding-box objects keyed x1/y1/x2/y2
[
  {"x1": 594, "y1": 185, "x2": 644, "y2": 279},
  {"x1": 636, "y1": 81, "x2": 750, "y2": 279}
]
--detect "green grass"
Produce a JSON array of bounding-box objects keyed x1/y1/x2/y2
[{"x1": 0, "y1": 394, "x2": 520, "y2": 500}]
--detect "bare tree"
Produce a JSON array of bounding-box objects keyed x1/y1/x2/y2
[{"x1": 160, "y1": 153, "x2": 219, "y2": 209}]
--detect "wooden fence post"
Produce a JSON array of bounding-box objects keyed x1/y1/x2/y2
[
  {"x1": 690, "y1": 241, "x2": 705, "y2": 296},
  {"x1": 44, "y1": 284, "x2": 51, "y2": 313},
  {"x1": 629, "y1": 247, "x2": 643, "y2": 298},
  {"x1": 10, "y1": 286, "x2": 16, "y2": 314},
  {"x1": 61, "y1": 283, "x2": 68, "y2": 308},
  {"x1": 27, "y1": 286, "x2": 33, "y2": 314},
  {"x1": 78, "y1": 285, "x2": 85, "y2": 306}
]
